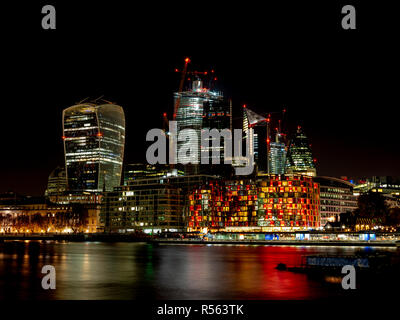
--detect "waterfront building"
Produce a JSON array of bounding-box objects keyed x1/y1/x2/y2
[
  {"x1": 100, "y1": 175, "x2": 218, "y2": 233},
  {"x1": 285, "y1": 126, "x2": 316, "y2": 177},
  {"x1": 175, "y1": 79, "x2": 230, "y2": 174},
  {"x1": 0, "y1": 200, "x2": 98, "y2": 233},
  {"x1": 0, "y1": 192, "x2": 43, "y2": 205},
  {"x1": 62, "y1": 100, "x2": 125, "y2": 192},
  {"x1": 44, "y1": 166, "x2": 67, "y2": 200},
  {"x1": 354, "y1": 176, "x2": 400, "y2": 197},
  {"x1": 187, "y1": 179, "x2": 258, "y2": 233},
  {"x1": 123, "y1": 163, "x2": 184, "y2": 186},
  {"x1": 256, "y1": 174, "x2": 320, "y2": 230},
  {"x1": 268, "y1": 133, "x2": 287, "y2": 175},
  {"x1": 313, "y1": 176, "x2": 358, "y2": 227},
  {"x1": 187, "y1": 174, "x2": 320, "y2": 232}
]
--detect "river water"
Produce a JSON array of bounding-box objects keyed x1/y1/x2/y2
[{"x1": 0, "y1": 241, "x2": 397, "y2": 300}]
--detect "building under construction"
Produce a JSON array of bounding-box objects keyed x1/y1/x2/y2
[{"x1": 173, "y1": 60, "x2": 232, "y2": 176}]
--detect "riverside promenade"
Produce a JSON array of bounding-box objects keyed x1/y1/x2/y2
[
  {"x1": 1, "y1": 232, "x2": 399, "y2": 247},
  {"x1": 150, "y1": 238, "x2": 398, "y2": 247}
]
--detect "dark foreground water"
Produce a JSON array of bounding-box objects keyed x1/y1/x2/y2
[{"x1": 0, "y1": 241, "x2": 398, "y2": 300}]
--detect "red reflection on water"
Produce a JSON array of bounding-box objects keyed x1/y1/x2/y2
[
  {"x1": 174, "y1": 245, "x2": 328, "y2": 300},
  {"x1": 258, "y1": 246, "x2": 313, "y2": 299}
]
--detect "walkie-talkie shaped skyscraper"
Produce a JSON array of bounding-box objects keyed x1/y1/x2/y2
[{"x1": 62, "y1": 101, "x2": 125, "y2": 192}]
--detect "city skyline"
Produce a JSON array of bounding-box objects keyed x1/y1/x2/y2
[
  {"x1": 1, "y1": 2, "x2": 400, "y2": 304},
  {"x1": 1, "y1": 3, "x2": 399, "y2": 195},
  {"x1": 2, "y1": 79, "x2": 399, "y2": 196}
]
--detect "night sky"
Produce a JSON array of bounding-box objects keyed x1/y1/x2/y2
[{"x1": 1, "y1": 1, "x2": 399, "y2": 195}]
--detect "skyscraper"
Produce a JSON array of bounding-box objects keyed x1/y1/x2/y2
[
  {"x1": 45, "y1": 166, "x2": 67, "y2": 201},
  {"x1": 285, "y1": 126, "x2": 316, "y2": 177},
  {"x1": 243, "y1": 107, "x2": 258, "y2": 165},
  {"x1": 269, "y1": 132, "x2": 287, "y2": 174},
  {"x1": 62, "y1": 101, "x2": 125, "y2": 192},
  {"x1": 175, "y1": 79, "x2": 230, "y2": 174},
  {"x1": 243, "y1": 106, "x2": 268, "y2": 173}
]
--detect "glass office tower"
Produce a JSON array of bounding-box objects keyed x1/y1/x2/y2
[
  {"x1": 243, "y1": 107, "x2": 269, "y2": 173},
  {"x1": 285, "y1": 126, "x2": 316, "y2": 177},
  {"x1": 175, "y1": 79, "x2": 230, "y2": 174},
  {"x1": 243, "y1": 108, "x2": 258, "y2": 164},
  {"x1": 62, "y1": 102, "x2": 125, "y2": 192},
  {"x1": 269, "y1": 133, "x2": 287, "y2": 174}
]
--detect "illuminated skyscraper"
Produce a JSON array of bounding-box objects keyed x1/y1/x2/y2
[
  {"x1": 285, "y1": 126, "x2": 316, "y2": 177},
  {"x1": 243, "y1": 106, "x2": 268, "y2": 173},
  {"x1": 44, "y1": 166, "x2": 67, "y2": 199},
  {"x1": 243, "y1": 107, "x2": 258, "y2": 164},
  {"x1": 175, "y1": 79, "x2": 230, "y2": 174},
  {"x1": 62, "y1": 101, "x2": 125, "y2": 192},
  {"x1": 269, "y1": 133, "x2": 287, "y2": 174}
]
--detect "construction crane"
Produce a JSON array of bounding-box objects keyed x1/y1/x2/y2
[
  {"x1": 162, "y1": 112, "x2": 169, "y2": 134},
  {"x1": 173, "y1": 57, "x2": 191, "y2": 120}
]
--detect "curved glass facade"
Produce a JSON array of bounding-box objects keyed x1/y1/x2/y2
[
  {"x1": 175, "y1": 80, "x2": 229, "y2": 171},
  {"x1": 269, "y1": 133, "x2": 287, "y2": 175},
  {"x1": 63, "y1": 103, "x2": 125, "y2": 192},
  {"x1": 285, "y1": 127, "x2": 316, "y2": 177}
]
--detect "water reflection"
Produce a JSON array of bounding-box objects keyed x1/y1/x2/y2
[{"x1": 0, "y1": 241, "x2": 397, "y2": 300}]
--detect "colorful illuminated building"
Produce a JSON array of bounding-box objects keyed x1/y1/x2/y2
[
  {"x1": 187, "y1": 174, "x2": 320, "y2": 232},
  {"x1": 63, "y1": 100, "x2": 125, "y2": 192},
  {"x1": 188, "y1": 179, "x2": 258, "y2": 232},
  {"x1": 257, "y1": 174, "x2": 320, "y2": 230}
]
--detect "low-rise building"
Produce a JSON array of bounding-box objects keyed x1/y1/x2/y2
[
  {"x1": 313, "y1": 176, "x2": 358, "y2": 227},
  {"x1": 123, "y1": 163, "x2": 184, "y2": 185},
  {"x1": 354, "y1": 176, "x2": 400, "y2": 197},
  {"x1": 100, "y1": 175, "x2": 218, "y2": 233},
  {"x1": 0, "y1": 193, "x2": 100, "y2": 233}
]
